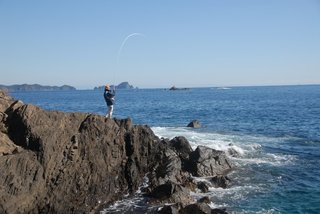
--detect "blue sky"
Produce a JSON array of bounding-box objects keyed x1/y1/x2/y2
[{"x1": 0, "y1": 0, "x2": 319, "y2": 89}]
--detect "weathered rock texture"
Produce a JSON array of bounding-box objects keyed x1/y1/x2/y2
[{"x1": 0, "y1": 90, "x2": 233, "y2": 213}]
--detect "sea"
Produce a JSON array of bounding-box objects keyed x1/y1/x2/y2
[{"x1": 11, "y1": 85, "x2": 320, "y2": 214}]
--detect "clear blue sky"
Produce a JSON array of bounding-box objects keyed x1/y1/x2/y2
[{"x1": 0, "y1": 0, "x2": 319, "y2": 89}]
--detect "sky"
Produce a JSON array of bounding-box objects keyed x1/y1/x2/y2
[{"x1": 0, "y1": 0, "x2": 319, "y2": 89}]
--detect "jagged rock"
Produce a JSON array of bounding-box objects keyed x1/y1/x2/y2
[
  {"x1": 168, "y1": 136, "x2": 193, "y2": 160},
  {"x1": 187, "y1": 120, "x2": 201, "y2": 128},
  {"x1": 197, "y1": 181, "x2": 209, "y2": 193},
  {"x1": 162, "y1": 136, "x2": 193, "y2": 172},
  {"x1": 188, "y1": 146, "x2": 233, "y2": 177},
  {"x1": 210, "y1": 175, "x2": 231, "y2": 189},
  {"x1": 149, "y1": 181, "x2": 193, "y2": 206},
  {"x1": 0, "y1": 90, "x2": 164, "y2": 213},
  {"x1": 0, "y1": 90, "x2": 234, "y2": 213},
  {"x1": 0, "y1": 92, "x2": 23, "y2": 156},
  {"x1": 180, "y1": 202, "x2": 212, "y2": 214}
]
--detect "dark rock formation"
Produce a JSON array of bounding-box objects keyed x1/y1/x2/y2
[
  {"x1": 0, "y1": 90, "x2": 232, "y2": 213},
  {"x1": 189, "y1": 146, "x2": 233, "y2": 177},
  {"x1": 180, "y1": 202, "x2": 212, "y2": 214},
  {"x1": 187, "y1": 120, "x2": 201, "y2": 128},
  {"x1": 197, "y1": 181, "x2": 209, "y2": 193},
  {"x1": 149, "y1": 181, "x2": 193, "y2": 205},
  {"x1": 211, "y1": 175, "x2": 231, "y2": 189},
  {"x1": 169, "y1": 86, "x2": 189, "y2": 91},
  {"x1": 94, "y1": 81, "x2": 135, "y2": 90}
]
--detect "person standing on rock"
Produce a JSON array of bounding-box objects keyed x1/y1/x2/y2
[{"x1": 104, "y1": 84, "x2": 115, "y2": 119}]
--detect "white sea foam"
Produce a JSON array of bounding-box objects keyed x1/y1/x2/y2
[
  {"x1": 151, "y1": 126, "x2": 297, "y2": 213},
  {"x1": 151, "y1": 126, "x2": 296, "y2": 167},
  {"x1": 101, "y1": 127, "x2": 297, "y2": 213}
]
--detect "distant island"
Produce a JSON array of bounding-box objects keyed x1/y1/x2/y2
[
  {"x1": 0, "y1": 84, "x2": 76, "y2": 92},
  {"x1": 168, "y1": 85, "x2": 190, "y2": 91},
  {"x1": 94, "y1": 82, "x2": 136, "y2": 90}
]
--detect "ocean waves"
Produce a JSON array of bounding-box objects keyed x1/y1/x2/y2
[{"x1": 151, "y1": 126, "x2": 301, "y2": 213}]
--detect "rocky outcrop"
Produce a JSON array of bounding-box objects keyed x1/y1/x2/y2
[
  {"x1": 189, "y1": 146, "x2": 232, "y2": 177},
  {"x1": 187, "y1": 120, "x2": 201, "y2": 128},
  {"x1": 0, "y1": 90, "x2": 233, "y2": 213},
  {"x1": 169, "y1": 86, "x2": 189, "y2": 91},
  {"x1": 94, "y1": 82, "x2": 135, "y2": 90}
]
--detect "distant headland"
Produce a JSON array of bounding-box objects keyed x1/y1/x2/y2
[
  {"x1": 94, "y1": 81, "x2": 136, "y2": 90},
  {"x1": 0, "y1": 84, "x2": 76, "y2": 92}
]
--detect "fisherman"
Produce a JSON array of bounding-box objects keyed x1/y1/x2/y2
[{"x1": 103, "y1": 84, "x2": 115, "y2": 119}]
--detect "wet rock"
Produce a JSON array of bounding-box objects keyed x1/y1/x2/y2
[
  {"x1": 169, "y1": 136, "x2": 193, "y2": 160},
  {"x1": 180, "y1": 202, "x2": 211, "y2": 214},
  {"x1": 197, "y1": 181, "x2": 209, "y2": 193},
  {"x1": 187, "y1": 120, "x2": 201, "y2": 128},
  {"x1": 149, "y1": 181, "x2": 193, "y2": 205},
  {"x1": 188, "y1": 146, "x2": 233, "y2": 177},
  {"x1": 162, "y1": 136, "x2": 193, "y2": 172},
  {"x1": 211, "y1": 175, "x2": 231, "y2": 189}
]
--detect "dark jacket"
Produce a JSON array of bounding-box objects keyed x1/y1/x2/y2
[{"x1": 104, "y1": 89, "x2": 115, "y2": 106}]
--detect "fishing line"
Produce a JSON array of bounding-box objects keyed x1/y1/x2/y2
[{"x1": 114, "y1": 33, "x2": 146, "y2": 88}]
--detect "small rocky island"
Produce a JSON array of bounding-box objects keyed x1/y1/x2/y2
[
  {"x1": 94, "y1": 81, "x2": 135, "y2": 90},
  {"x1": 0, "y1": 90, "x2": 233, "y2": 213},
  {"x1": 169, "y1": 85, "x2": 190, "y2": 91},
  {"x1": 0, "y1": 84, "x2": 76, "y2": 92}
]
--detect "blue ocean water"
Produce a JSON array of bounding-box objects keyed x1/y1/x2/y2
[{"x1": 11, "y1": 85, "x2": 320, "y2": 214}]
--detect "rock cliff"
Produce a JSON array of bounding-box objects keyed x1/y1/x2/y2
[{"x1": 0, "y1": 90, "x2": 233, "y2": 213}]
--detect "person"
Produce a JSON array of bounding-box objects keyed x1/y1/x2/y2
[{"x1": 103, "y1": 84, "x2": 115, "y2": 119}]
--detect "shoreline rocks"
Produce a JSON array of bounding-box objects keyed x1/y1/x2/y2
[{"x1": 0, "y1": 90, "x2": 233, "y2": 213}]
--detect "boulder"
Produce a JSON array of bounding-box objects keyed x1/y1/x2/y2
[
  {"x1": 149, "y1": 181, "x2": 194, "y2": 206},
  {"x1": 168, "y1": 136, "x2": 193, "y2": 160},
  {"x1": 180, "y1": 202, "x2": 212, "y2": 214},
  {"x1": 187, "y1": 120, "x2": 201, "y2": 128},
  {"x1": 161, "y1": 136, "x2": 193, "y2": 172},
  {"x1": 197, "y1": 181, "x2": 209, "y2": 193},
  {"x1": 211, "y1": 175, "x2": 231, "y2": 189},
  {"x1": 188, "y1": 146, "x2": 233, "y2": 177}
]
